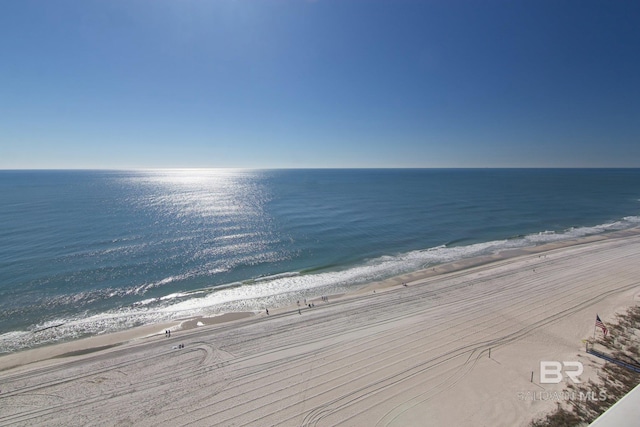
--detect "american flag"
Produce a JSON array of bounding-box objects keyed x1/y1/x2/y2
[{"x1": 596, "y1": 314, "x2": 608, "y2": 337}]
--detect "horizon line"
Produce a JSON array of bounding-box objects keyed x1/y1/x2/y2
[{"x1": 2, "y1": 166, "x2": 640, "y2": 172}]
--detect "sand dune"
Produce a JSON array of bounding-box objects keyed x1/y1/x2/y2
[{"x1": 2, "y1": 232, "x2": 640, "y2": 426}]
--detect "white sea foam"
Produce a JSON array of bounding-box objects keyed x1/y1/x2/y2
[
  {"x1": 254, "y1": 271, "x2": 301, "y2": 282},
  {"x1": 160, "y1": 292, "x2": 190, "y2": 301}
]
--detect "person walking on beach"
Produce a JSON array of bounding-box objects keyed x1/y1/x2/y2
[{"x1": 266, "y1": 308, "x2": 269, "y2": 315}]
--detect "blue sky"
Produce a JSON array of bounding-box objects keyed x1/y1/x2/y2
[{"x1": 1, "y1": 0, "x2": 639, "y2": 169}]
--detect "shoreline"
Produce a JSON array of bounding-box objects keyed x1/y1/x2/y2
[
  {"x1": 2, "y1": 227, "x2": 639, "y2": 373},
  {"x1": 1, "y1": 228, "x2": 640, "y2": 425},
  {"x1": 357, "y1": 227, "x2": 640, "y2": 293}
]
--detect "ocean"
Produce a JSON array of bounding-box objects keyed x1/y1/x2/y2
[{"x1": 1, "y1": 168, "x2": 639, "y2": 354}]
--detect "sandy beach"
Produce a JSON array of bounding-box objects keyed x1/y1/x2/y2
[{"x1": 2, "y1": 230, "x2": 640, "y2": 426}]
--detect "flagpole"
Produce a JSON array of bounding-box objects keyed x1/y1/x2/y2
[{"x1": 593, "y1": 314, "x2": 597, "y2": 341}]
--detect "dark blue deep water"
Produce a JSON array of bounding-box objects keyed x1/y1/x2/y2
[{"x1": 1, "y1": 169, "x2": 639, "y2": 352}]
